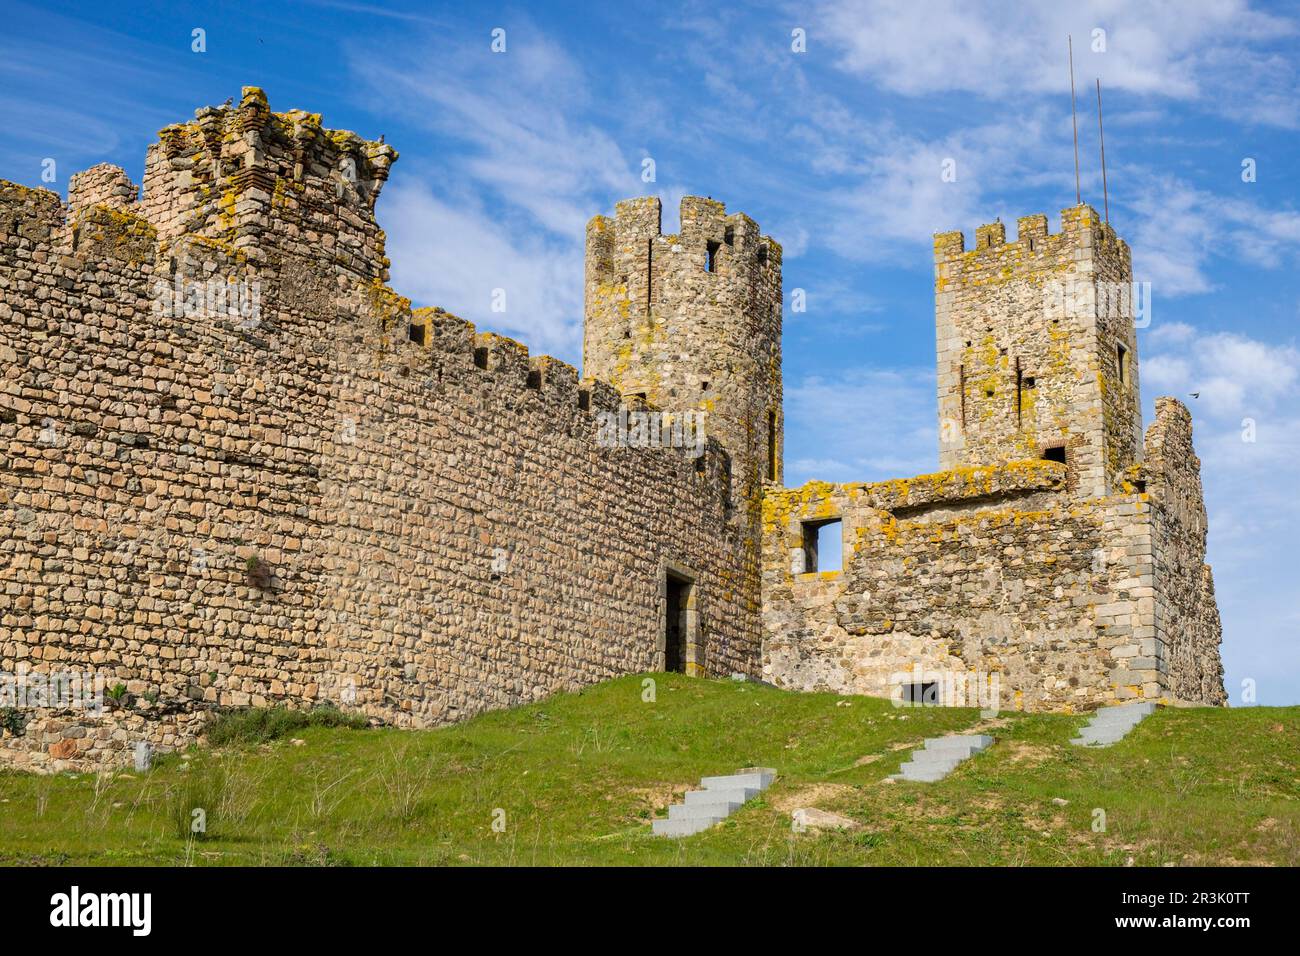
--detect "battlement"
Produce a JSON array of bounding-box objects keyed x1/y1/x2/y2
[
  {"x1": 934, "y1": 204, "x2": 1129, "y2": 280},
  {"x1": 135, "y1": 87, "x2": 396, "y2": 279},
  {"x1": 587, "y1": 195, "x2": 782, "y2": 282},
  {"x1": 398, "y1": 304, "x2": 734, "y2": 482}
]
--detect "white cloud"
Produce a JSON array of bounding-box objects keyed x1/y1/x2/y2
[
  {"x1": 350, "y1": 33, "x2": 638, "y2": 239},
  {"x1": 812, "y1": 0, "x2": 1297, "y2": 125},
  {"x1": 382, "y1": 179, "x2": 583, "y2": 359},
  {"x1": 784, "y1": 367, "x2": 937, "y2": 484},
  {"x1": 1125, "y1": 173, "x2": 1300, "y2": 296}
]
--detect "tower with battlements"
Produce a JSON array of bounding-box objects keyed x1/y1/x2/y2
[
  {"x1": 582, "y1": 196, "x2": 783, "y2": 513},
  {"x1": 933, "y1": 207, "x2": 1142, "y2": 499}
]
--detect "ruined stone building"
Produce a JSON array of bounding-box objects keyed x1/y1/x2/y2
[{"x1": 0, "y1": 91, "x2": 1224, "y2": 768}]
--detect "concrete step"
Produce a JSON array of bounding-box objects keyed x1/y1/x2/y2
[
  {"x1": 923, "y1": 734, "x2": 994, "y2": 752},
  {"x1": 1097, "y1": 702, "x2": 1157, "y2": 717},
  {"x1": 898, "y1": 765, "x2": 952, "y2": 783},
  {"x1": 893, "y1": 733, "x2": 996, "y2": 783},
  {"x1": 699, "y1": 768, "x2": 776, "y2": 791},
  {"x1": 899, "y1": 758, "x2": 963, "y2": 777},
  {"x1": 905, "y1": 750, "x2": 968, "y2": 768},
  {"x1": 653, "y1": 767, "x2": 776, "y2": 838},
  {"x1": 653, "y1": 816, "x2": 725, "y2": 838},
  {"x1": 684, "y1": 786, "x2": 757, "y2": 806},
  {"x1": 1069, "y1": 702, "x2": 1158, "y2": 747},
  {"x1": 669, "y1": 800, "x2": 743, "y2": 821},
  {"x1": 1074, "y1": 732, "x2": 1128, "y2": 745}
]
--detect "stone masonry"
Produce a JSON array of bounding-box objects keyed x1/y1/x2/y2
[
  {"x1": 0, "y1": 90, "x2": 1224, "y2": 770},
  {"x1": 762, "y1": 209, "x2": 1225, "y2": 712}
]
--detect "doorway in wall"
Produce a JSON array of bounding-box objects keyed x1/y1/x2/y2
[{"x1": 664, "y1": 570, "x2": 695, "y2": 674}]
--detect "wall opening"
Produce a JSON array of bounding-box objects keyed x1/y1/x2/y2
[
  {"x1": 1117, "y1": 343, "x2": 1129, "y2": 384},
  {"x1": 899, "y1": 682, "x2": 939, "y2": 706},
  {"x1": 663, "y1": 570, "x2": 695, "y2": 674},
  {"x1": 767, "y1": 409, "x2": 777, "y2": 482},
  {"x1": 1043, "y1": 445, "x2": 1067, "y2": 464},
  {"x1": 1014, "y1": 357, "x2": 1022, "y2": 426},
  {"x1": 800, "y1": 518, "x2": 842, "y2": 573},
  {"x1": 408, "y1": 322, "x2": 427, "y2": 346},
  {"x1": 705, "y1": 241, "x2": 720, "y2": 273},
  {"x1": 473, "y1": 347, "x2": 489, "y2": 370}
]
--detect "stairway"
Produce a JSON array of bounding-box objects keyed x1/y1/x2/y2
[
  {"x1": 888, "y1": 734, "x2": 994, "y2": 783},
  {"x1": 652, "y1": 767, "x2": 776, "y2": 837},
  {"x1": 1071, "y1": 701, "x2": 1157, "y2": 747}
]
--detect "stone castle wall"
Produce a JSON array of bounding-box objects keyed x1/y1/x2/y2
[
  {"x1": 0, "y1": 92, "x2": 1226, "y2": 769},
  {"x1": 760, "y1": 460, "x2": 1158, "y2": 711},
  {"x1": 0, "y1": 92, "x2": 762, "y2": 771}
]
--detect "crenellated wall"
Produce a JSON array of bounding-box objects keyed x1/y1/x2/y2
[
  {"x1": 0, "y1": 91, "x2": 1226, "y2": 770},
  {"x1": 0, "y1": 92, "x2": 762, "y2": 771}
]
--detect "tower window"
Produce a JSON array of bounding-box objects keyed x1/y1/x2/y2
[
  {"x1": 706, "y1": 241, "x2": 720, "y2": 273},
  {"x1": 1117, "y1": 343, "x2": 1129, "y2": 384},
  {"x1": 724, "y1": 226, "x2": 734, "y2": 245},
  {"x1": 1043, "y1": 445, "x2": 1067, "y2": 464},
  {"x1": 767, "y1": 409, "x2": 777, "y2": 482},
  {"x1": 408, "y1": 322, "x2": 427, "y2": 346}
]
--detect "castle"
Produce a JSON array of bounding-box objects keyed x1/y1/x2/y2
[{"x1": 0, "y1": 90, "x2": 1225, "y2": 770}]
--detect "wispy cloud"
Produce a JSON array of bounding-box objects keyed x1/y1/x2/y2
[{"x1": 811, "y1": 0, "x2": 1298, "y2": 126}]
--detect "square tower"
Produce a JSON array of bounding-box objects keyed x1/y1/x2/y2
[
  {"x1": 583, "y1": 196, "x2": 783, "y2": 514},
  {"x1": 933, "y1": 205, "x2": 1142, "y2": 498}
]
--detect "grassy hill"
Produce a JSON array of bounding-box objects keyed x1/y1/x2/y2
[{"x1": 1, "y1": 674, "x2": 1296, "y2": 866}]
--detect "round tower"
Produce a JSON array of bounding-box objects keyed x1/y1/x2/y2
[{"x1": 582, "y1": 196, "x2": 783, "y2": 514}]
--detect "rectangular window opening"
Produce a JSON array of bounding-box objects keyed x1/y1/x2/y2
[
  {"x1": 767, "y1": 409, "x2": 778, "y2": 482},
  {"x1": 472, "y1": 347, "x2": 489, "y2": 370},
  {"x1": 408, "y1": 322, "x2": 427, "y2": 346},
  {"x1": 1043, "y1": 445, "x2": 1067, "y2": 464},
  {"x1": 800, "y1": 518, "x2": 842, "y2": 574},
  {"x1": 1117, "y1": 343, "x2": 1129, "y2": 384},
  {"x1": 705, "y1": 241, "x2": 720, "y2": 273}
]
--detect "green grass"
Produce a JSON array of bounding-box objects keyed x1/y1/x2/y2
[{"x1": 0, "y1": 674, "x2": 1296, "y2": 866}]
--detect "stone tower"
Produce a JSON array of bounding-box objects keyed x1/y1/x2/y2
[
  {"x1": 583, "y1": 196, "x2": 783, "y2": 513},
  {"x1": 933, "y1": 205, "x2": 1142, "y2": 499}
]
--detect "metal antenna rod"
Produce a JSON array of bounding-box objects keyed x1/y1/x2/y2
[
  {"x1": 1069, "y1": 36, "x2": 1081, "y2": 206},
  {"x1": 1096, "y1": 78, "x2": 1110, "y2": 224}
]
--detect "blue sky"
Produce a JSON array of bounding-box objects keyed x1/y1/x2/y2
[{"x1": 2, "y1": 0, "x2": 1297, "y2": 704}]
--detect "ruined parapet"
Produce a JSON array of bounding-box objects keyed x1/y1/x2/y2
[
  {"x1": 67, "y1": 163, "x2": 139, "y2": 222},
  {"x1": 138, "y1": 87, "x2": 397, "y2": 283},
  {"x1": 1142, "y1": 397, "x2": 1225, "y2": 705},
  {"x1": 934, "y1": 205, "x2": 1141, "y2": 499},
  {"x1": 0, "y1": 181, "x2": 64, "y2": 245},
  {"x1": 583, "y1": 195, "x2": 783, "y2": 516}
]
